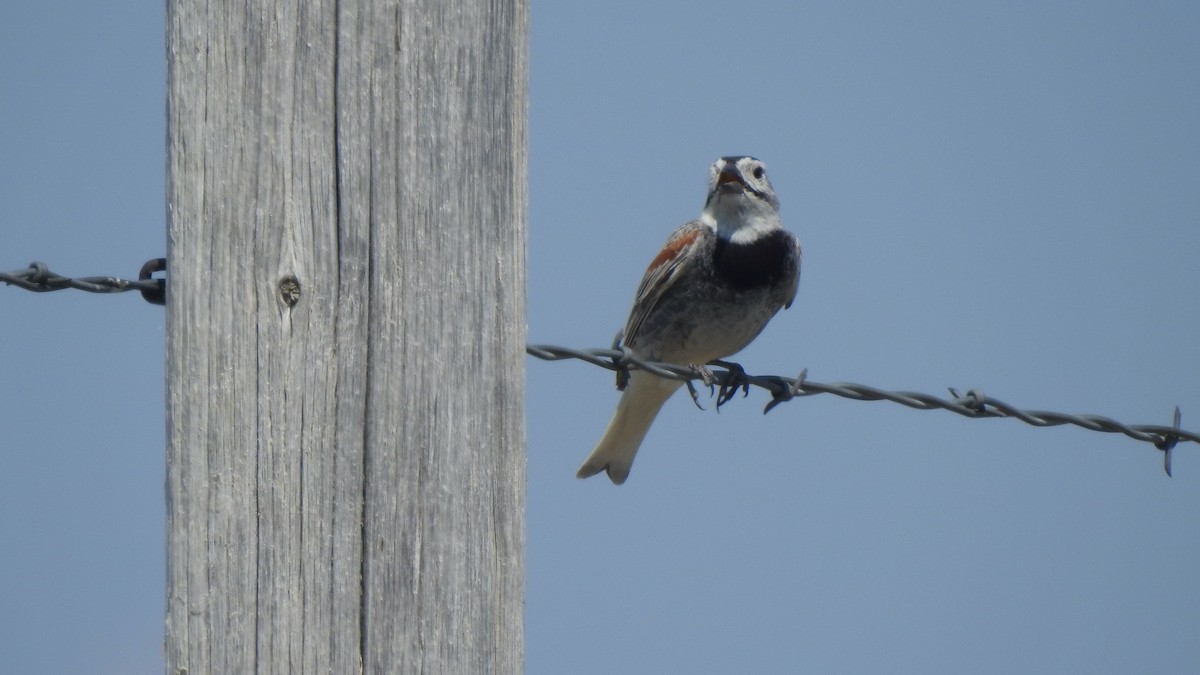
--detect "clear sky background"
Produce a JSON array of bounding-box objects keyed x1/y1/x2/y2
[{"x1": 2, "y1": 2, "x2": 1198, "y2": 673}]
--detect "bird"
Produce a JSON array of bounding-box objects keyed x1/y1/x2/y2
[{"x1": 576, "y1": 156, "x2": 802, "y2": 484}]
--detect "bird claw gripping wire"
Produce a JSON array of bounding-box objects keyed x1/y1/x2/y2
[
  {"x1": 711, "y1": 360, "x2": 751, "y2": 411},
  {"x1": 684, "y1": 377, "x2": 707, "y2": 411},
  {"x1": 611, "y1": 330, "x2": 632, "y2": 392},
  {"x1": 1155, "y1": 406, "x2": 1182, "y2": 477},
  {"x1": 763, "y1": 368, "x2": 808, "y2": 415},
  {"x1": 686, "y1": 363, "x2": 720, "y2": 410}
]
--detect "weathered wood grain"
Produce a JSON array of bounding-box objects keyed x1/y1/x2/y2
[{"x1": 166, "y1": 1, "x2": 527, "y2": 671}]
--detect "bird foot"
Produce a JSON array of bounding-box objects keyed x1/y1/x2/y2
[
  {"x1": 686, "y1": 363, "x2": 719, "y2": 410},
  {"x1": 711, "y1": 360, "x2": 751, "y2": 410},
  {"x1": 611, "y1": 330, "x2": 631, "y2": 391}
]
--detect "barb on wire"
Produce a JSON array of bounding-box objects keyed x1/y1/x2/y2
[
  {"x1": 2, "y1": 260, "x2": 166, "y2": 304},
  {"x1": 527, "y1": 344, "x2": 1195, "y2": 476}
]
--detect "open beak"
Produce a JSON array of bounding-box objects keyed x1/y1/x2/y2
[{"x1": 716, "y1": 167, "x2": 746, "y2": 188}]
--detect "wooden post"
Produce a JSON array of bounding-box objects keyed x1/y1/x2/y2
[{"x1": 164, "y1": 0, "x2": 527, "y2": 672}]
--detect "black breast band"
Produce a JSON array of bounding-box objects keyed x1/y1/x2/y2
[{"x1": 712, "y1": 230, "x2": 793, "y2": 292}]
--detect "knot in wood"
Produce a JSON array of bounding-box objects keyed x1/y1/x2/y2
[{"x1": 278, "y1": 275, "x2": 301, "y2": 308}]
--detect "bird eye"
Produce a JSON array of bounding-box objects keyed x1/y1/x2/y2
[{"x1": 753, "y1": 166, "x2": 765, "y2": 179}]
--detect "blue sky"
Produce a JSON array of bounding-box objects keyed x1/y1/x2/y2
[{"x1": 3, "y1": 2, "x2": 1199, "y2": 673}]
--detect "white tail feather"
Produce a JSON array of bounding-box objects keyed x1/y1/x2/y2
[{"x1": 577, "y1": 373, "x2": 681, "y2": 484}]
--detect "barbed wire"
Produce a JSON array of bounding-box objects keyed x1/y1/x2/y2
[
  {"x1": 526, "y1": 344, "x2": 1193, "y2": 476},
  {"x1": 5, "y1": 263, "x2": 1189, "y2": 475},
  {"x1": 2, "y1": 260, "x2": 166, "y2": 304}
]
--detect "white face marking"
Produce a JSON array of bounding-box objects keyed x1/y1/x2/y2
[{"x1": 700, "y1": 156, "x2": 783, "y2": 243}]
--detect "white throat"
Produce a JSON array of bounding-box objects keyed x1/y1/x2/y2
[{"x1": 701, "y1": 193, "x2": 782, "y2": 244}]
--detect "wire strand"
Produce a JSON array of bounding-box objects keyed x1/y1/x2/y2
[
  {"x1": 4, "y1": 264, "x2": 1188, "y2": 475},
  {"x1": 2, "y1": 260, "x2": 165, "y2": 304},
  {"x1": 527, "y1": 344, "x2": 1192, "y2": 476}
]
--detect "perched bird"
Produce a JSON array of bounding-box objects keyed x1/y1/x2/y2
[{"x1": 576, "y1": 156, "x2": 803, "y2": 484}]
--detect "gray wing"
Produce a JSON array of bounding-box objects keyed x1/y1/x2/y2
[{"x1": 623, "y1": 220, "x2": 711, "y2": 348}]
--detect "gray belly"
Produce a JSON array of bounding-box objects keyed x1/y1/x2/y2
[{"x1": 629, "y1": 283, "x2": 785, "y2": 365}]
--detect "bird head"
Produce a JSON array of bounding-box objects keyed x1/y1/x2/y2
[{"x1": 702, "y1": 156, "x2": 782, "y2": 243}]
